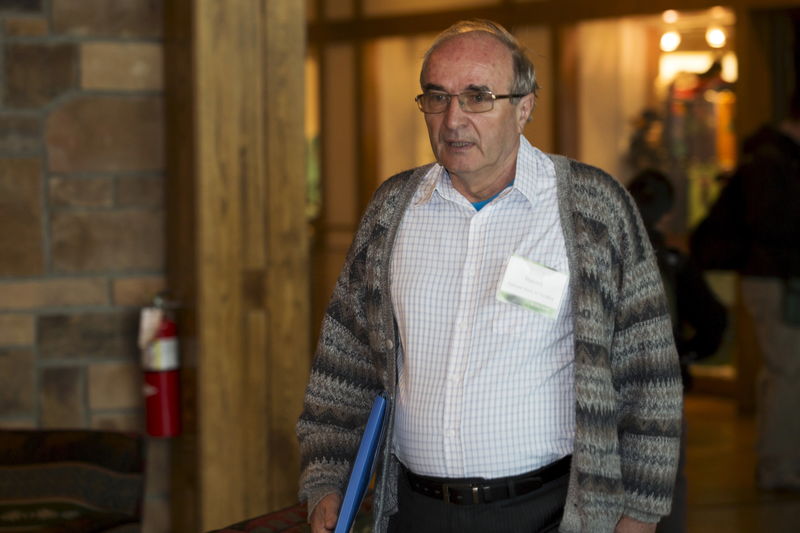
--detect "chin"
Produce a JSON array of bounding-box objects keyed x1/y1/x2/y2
[
  {"x1": 438, "y1": 155, "x2": 477, "y2": 173},
  {"x1": 439, "y1": 161, "x2": 471, "y2": 176}
]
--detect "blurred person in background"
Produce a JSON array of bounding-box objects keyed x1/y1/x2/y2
[{"x1": 691, "y1": 91, "x2": 800, "y2": 492}]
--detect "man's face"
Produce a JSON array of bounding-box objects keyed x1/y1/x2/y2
[{"x1": 421, "y1": 33, "x2": 533, "y2": 196}]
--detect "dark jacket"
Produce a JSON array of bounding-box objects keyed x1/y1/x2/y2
[{"x1": 691, "y1": 125, "x2": 800, "y2": 277}]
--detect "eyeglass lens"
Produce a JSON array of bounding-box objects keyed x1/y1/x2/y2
[{"x1": 417, "y1": 91, "x2": 495, "y2": 113}]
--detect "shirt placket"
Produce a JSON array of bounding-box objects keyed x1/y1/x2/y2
[{"x1": 442, "y1": 209, "x2": 487, "y2": 475}]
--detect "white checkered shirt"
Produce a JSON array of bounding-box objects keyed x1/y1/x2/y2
[{"x1": 390, "y1": 136, "x2": 575, "y2": 478}]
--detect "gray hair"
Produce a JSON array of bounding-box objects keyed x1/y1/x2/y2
[{"x1": 420, "y1": 19, "x2": 539, "y2": 102}]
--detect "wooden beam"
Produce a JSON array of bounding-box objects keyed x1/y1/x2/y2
[
  {"x1": 263, "y1": 0, "x2": 310, "y2": 511},
  {"x1": 166, "y1": 0, "x2": 308, "y2": 530},
  {"x1": 307, "y1": 0, "x2": 789, "y2": 43},
  {"x1": 195, "y1": 1, "x2": 263, "y2": 526}
]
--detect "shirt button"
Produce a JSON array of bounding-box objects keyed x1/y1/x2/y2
[{"x1": 385, "y1": 340, "x2": 394, "y2": 351}]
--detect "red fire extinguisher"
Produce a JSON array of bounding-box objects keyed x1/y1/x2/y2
[{"x1": 139, "y1": 294, "x2": 181, "y2": 437}]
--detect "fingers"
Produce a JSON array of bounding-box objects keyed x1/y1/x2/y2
[
  {"x1": 322, "y1": 499, "x2": 338, "y2": 529},
  {"x1": 614, "y1": 515, "x2": 656, "y2": 533},
  {"x1": 309, "y1": 493, "x2": 342, "y2": 533}
]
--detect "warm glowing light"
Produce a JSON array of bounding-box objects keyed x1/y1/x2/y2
[
  {"x1": 706, "y1": 26, "x2": 726, "y2": 48},
  {"x1": 660, "y1": 31, "x2": 681, "y2": 52},
  {"x1": 709, "y1": 6, "x2": 727, "y2": 19},
  {"x1": 662, "y1": 10, "x2": 679, "y2": 24}
]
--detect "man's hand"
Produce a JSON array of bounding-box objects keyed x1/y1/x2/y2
[
  {"x1": 309, "y1": 492, "x2": 342, "y2": 533},
  {"x1": 614, "y1": 515, "x2": 657, "y2": 533}
]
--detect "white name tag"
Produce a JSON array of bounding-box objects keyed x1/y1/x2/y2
[{"x1": 496, "y1": 255, "x2": 569, "y2": 318}]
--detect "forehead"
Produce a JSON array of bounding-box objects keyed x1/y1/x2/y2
[{"x1": 423, "y1": 33, "x2": 513, "y2": 91}]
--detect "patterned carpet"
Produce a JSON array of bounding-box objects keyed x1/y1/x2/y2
[
  {"x1": 209, "y1": 495, "x2": 373, "y2": 533},
  {"x1": 0, "y1": 430, "x2": 144, "y2": 533}
]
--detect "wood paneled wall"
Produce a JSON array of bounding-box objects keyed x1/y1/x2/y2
[{"x1": 165, "y1": 1, "x2": 309, "y2": 531}]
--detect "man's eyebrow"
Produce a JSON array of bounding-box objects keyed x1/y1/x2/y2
[
  {"x1": 422, "y1": 83, "x2": 492, "y2": 93},
  {"x1": 422, "y1": 83, "x2": 445, "y2": 92}
]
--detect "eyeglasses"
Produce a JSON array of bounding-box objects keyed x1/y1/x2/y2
[{"x1": 415, "y1": 90, "x2": 528, "y2": 114}]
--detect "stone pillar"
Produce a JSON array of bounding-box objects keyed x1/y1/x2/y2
[{"x1": 0, "y1": 0, "x2": 170, "y2": 531}]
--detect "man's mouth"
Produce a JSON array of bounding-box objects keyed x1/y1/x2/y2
[{"x1": 446, "y1": 141, "x2": 472, "y2": 148}]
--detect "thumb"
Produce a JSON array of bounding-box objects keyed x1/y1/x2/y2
[{"x1": 324, "y1": 495, "x2": 341, "y2": 529}]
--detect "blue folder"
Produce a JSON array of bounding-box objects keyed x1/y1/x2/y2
[{"x1": 334, "y1": 393, "x2": 388, "y2": 533}]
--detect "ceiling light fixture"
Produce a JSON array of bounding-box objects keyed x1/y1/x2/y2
[
  {"x1": 662, "y1": 10, "x2": 679, "y2": 24},
  {"x1": 660, "y1": 30, "x2": 681, "y2": 52},
  {"x1": 706, "y1": 26, "x2": 726, "y2": 48}
]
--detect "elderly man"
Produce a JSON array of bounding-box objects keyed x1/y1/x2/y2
[{"x1": 297, "y1": 19, "x2": 682, "y2": 533}]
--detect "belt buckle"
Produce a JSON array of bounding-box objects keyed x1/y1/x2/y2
[
  {"x1": 442, "y1": 483, "x2": 450, "y2": 503},
  {"x1": 441, "y1": 483, "x2": 480, "y2": 504}
]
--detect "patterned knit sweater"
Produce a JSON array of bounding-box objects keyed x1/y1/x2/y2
[{"x1": 297, "y1": 154, "x2": 682, "y2": 532}]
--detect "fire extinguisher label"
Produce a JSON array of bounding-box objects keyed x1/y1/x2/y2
[
  {"x1": 143, "y1": 337, "x2": 179, "y2": 371},
  {"x1": 138, "y1": 308, "x2": 163, "y2": 350}
]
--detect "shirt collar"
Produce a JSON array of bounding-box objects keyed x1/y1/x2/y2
[
  {"x1": 412, "y1": 135, "x2": 554, "y2": 208},
  {"x1": 513, "y1": 135, "x2": 555, "y2": 207},
  {"x1": 413, "y1": 165, "x2": 458, "y2": 207}
]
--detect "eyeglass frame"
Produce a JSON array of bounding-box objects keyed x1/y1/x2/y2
[{"x1": 414, "y1": 90, "x2": 530, "y2": 114}]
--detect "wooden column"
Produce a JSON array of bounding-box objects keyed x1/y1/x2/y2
[
  {"x1": 730, "y1": 4, "x2": 772, "y2": 414},
  {"x1": 165, "y1": 1, "x2": 309, "y2": 531},
  {"x1": 735, "y1": 3, "x2": 775, "y2": 144},
  {"x1": 554, "y1": 23, "x2": 580, "y2": 159}
]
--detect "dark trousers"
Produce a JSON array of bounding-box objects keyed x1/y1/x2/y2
[{"x1": 387, "y1": 467, "x2": 569, "y2": 533}]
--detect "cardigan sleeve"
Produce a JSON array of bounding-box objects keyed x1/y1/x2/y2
[
  {"x1": 295, "y1": 169, "x2": 420, "y2": 519},
  {"x1": 295, "y1": 186, "x2": 391, "y2": 518},
  {"x1": 610, "y1": 192, "x2": 683, "y2": 523}
]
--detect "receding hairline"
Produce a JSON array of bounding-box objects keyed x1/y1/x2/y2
[
  {"x1": 425, "y1": 19, "x2": 518, "y2": 51},
  {"x1": 420, "y1": 31, "x2": 515, "y2": 84},
  {"x1": 419, "y1": 19, "x2": 539, "y2": 103}
]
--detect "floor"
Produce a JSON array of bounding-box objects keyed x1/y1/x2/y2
[{"x1": 684, "y1": 394, "x2": 800, "y2": 532}]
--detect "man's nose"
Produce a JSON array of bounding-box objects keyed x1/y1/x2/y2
[{"x1": 443, "y1": 95, "x2": 467, "y2": 127}]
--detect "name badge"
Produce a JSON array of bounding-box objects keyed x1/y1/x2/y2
[{"x1": 496, "y1": 255, "x2": 569, "y2": 318}]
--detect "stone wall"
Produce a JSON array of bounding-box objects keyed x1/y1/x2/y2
[{"x1": 0, "y1": 1, "x2": 168, "y2": 530}]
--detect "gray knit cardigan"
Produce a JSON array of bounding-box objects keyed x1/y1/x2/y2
[{"x1": 297, "y1": 154, "x2": 682, "y2": 532}]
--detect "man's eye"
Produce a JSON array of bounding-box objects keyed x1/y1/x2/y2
[
  {"x1": 428, "y1": 93, "x2": 448, "y2": 103},
  {"x1": 467, "y1": 92, "x2": 487, "y2": 104}
]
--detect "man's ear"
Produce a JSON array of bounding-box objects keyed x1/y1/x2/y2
[{"x1": 517, "y1": 93, "x2": 535, "y2": 131}]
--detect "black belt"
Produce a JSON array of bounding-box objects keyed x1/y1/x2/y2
[{"x1": 404, "y1": 455, "x2": 571, "y2": 505}]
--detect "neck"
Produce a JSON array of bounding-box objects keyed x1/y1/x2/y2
[
  {"x1": 450, "y1": 169, "x2": 515, "y2": 202},
  {"x1": 448, "y1": 145, "x2": 520, "y2": 202}
]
